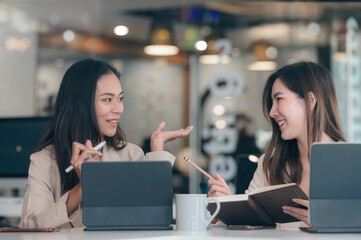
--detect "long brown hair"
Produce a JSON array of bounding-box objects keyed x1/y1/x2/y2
[{"x1": 262, "y1": 62, "x2": 345, "y2": 185}]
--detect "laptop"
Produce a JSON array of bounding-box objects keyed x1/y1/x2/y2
[
  {"x1": 81, "y1": 161, "x2": 173, "y2": 231},
  {"x1": 301, "y1": 142, "x2": 361, "y2": 233}
]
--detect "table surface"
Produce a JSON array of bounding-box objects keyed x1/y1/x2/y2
[{"x1": 1, "y1": 226, "x2": 361, "y2": 240}]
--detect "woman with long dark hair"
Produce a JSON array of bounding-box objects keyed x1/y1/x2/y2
[
  {"x1": 208, "y1": 62, "x2": 345, "y2": 225},
  {"x1": 20, "y1": 59, "x2": 193, "y2": 228}
]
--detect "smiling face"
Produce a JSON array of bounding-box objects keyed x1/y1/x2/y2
[
  {"x1": 94, "y1": 72, "x2": 124, "y2": 140},
  {"x1": 269, "y1": 78, "x2": 307, "y2": 142}
]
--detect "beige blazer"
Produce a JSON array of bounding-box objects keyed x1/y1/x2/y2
[{"x1": 19, "y1": 143, "x2": 175, "y2": 229}]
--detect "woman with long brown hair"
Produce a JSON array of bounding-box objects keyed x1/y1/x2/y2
[
  {"x1": 208, "y1": 61, "x2": 345, "y2": 225},
  {"x1": 20, "y1": 59, "x2": 193, "y2": 228}
]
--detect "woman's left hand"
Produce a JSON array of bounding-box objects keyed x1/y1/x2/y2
[
  {"x1": 282, "y1": 198, "x2": 310, "y2": 225},
  {"x1": 150, "y1": 121, "x2": 193, "y2": 151}
]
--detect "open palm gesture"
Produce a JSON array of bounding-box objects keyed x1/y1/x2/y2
[{"x1": 150, "y1": 121, "x2": 193, "y2": 151}]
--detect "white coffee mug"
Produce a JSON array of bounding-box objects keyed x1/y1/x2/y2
[{"x1": 175, "y1": 194, "x2": 221, "y2": 231}]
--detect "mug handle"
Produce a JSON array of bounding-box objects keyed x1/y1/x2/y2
[{"x1": 206, "y1": 198, "x2": 221, "y2": 226}]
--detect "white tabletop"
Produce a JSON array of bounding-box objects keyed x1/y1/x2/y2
[{"x1": 1, "y1": 226, "x2": 361, "y2": 240}]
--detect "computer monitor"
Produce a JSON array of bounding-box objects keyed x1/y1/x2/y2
[{"x1": 0, "y1": 117, "x2": 50, "y2": 178}]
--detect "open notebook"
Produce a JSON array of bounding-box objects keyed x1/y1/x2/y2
[{"x1": 208, "y1": 183, "x2": 308, "y2": 226}]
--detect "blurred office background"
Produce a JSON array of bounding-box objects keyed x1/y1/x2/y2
[{"x1": 0, "y1": 0, "x2": 360, "y2": 226}]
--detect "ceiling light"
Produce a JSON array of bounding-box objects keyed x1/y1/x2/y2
[
  {"x1": 199, "y1": 36, "x2": 232, "y2": 64},
  {"x1": 248, "y1": 155, "x2": 259, "y2": 163},
  {"x1": 5, "y1": 37, "x2": 31, "y2": 52},
  {"x1": 144, "y1": 45, "x2": 179, "y2": 56},
  {"x1": 248, "y1": 42, "x2": 277, "y2": 71},
  {"x1": 247, "y1": 61, "x2": 277, "y2": 71},
  {"x1": 200, "y1": 54, "x2": 231, "y2": 64},
  {"x1": 195, "y1": 40, "x2": 207, "y2": 51},
  {"x1": 144, "y1": 25, "x2": 179, "y2": 56},
  {"x1": 213, "y1": 105, "x2": 225, "y2": 116},
  {"x1": 265, "y1": 46, "x2": 278, "y2": 59},
  {"x1": 63, "y1": 30, "x2": 75, "y2": 42},
  {"x1": 114, "y1": 25, "x2": 129, "y2": 36},
  {"x1": 215, "y1": 120, "x2": 227, "y2": 129}
]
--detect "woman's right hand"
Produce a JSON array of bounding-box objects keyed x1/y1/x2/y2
[
  {"x1": 208, "y1": 174, "x2": 233, "y2": 197},
  {"x1": 70, "y1": 140, "x2": 102, "y2": 182}
]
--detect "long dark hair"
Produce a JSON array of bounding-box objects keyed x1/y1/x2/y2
[
  {"x1": 34, "y1": 59, "x2": 127, "y2": 193},
  {"x1": 262, "y1": 62, "x2": 345, "y2": 185}
]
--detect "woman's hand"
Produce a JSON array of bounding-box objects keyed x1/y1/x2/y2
[
  {"x1": 208, "y1": 174, "x2": 233, "y2": 197},
  {"x1": 66, "y1": 140, "x2": 102, "y2": 214},
  {"x1": 150, "y1": 122, "x2": 193, "y2": 151},
  {"x1": 70, "y1": 140, "x2": 102, "y2": 183},
  {"x1": 282, "y1": 198, "x2": 310, "y2": 225}
]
